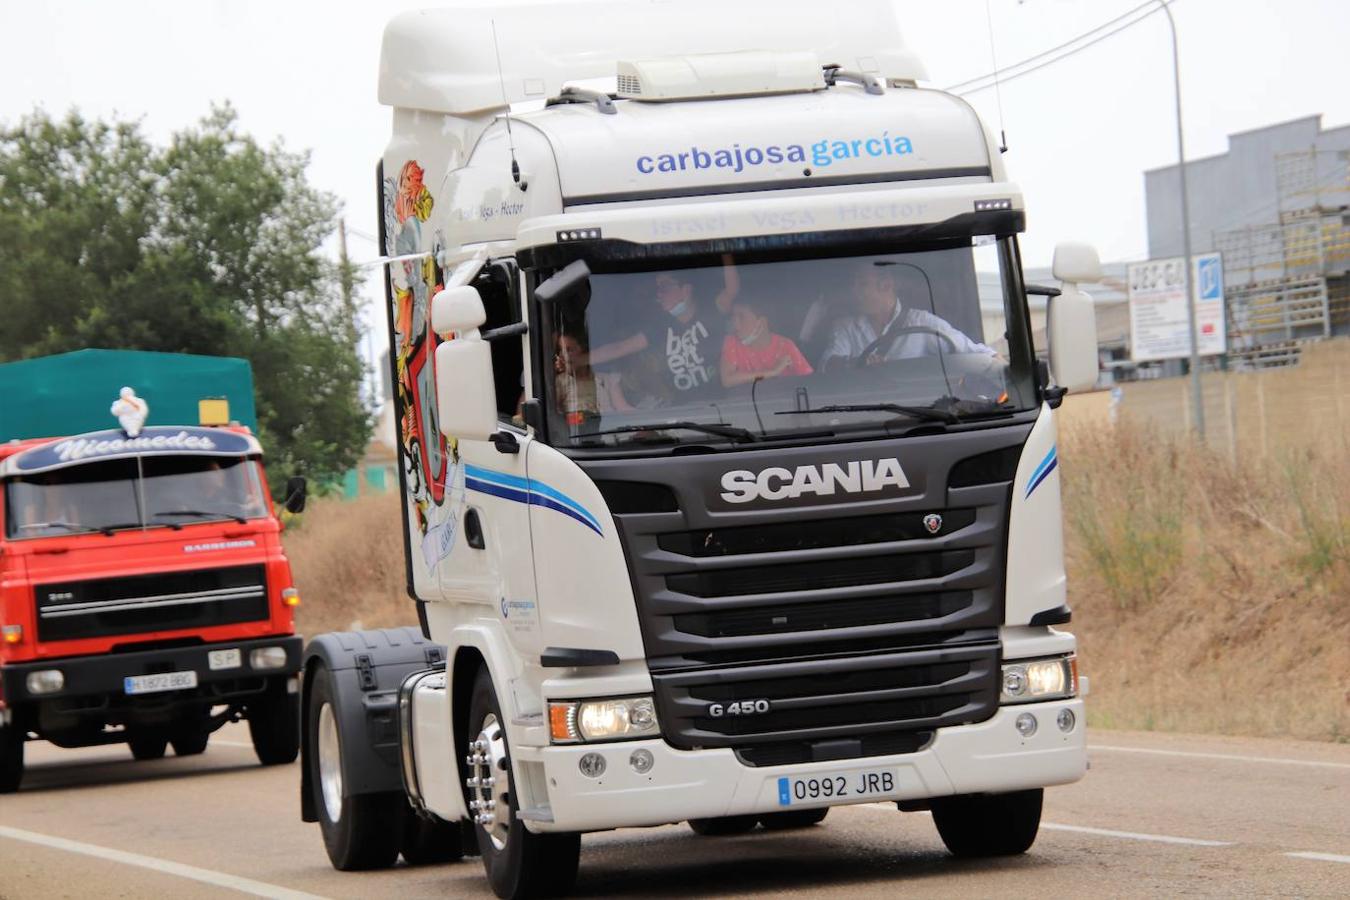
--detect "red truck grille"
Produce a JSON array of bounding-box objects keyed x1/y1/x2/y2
[{"x1": 35, "y1": 565, "x2": 269, "y2": 642}]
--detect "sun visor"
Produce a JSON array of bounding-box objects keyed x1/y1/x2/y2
[{"x1": 2, "y1": 427, "x2": 263, "y2": 478}]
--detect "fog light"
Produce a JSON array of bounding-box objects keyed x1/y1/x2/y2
[
  {"x1": 249, "y1": 646, "x2": 288, "y2": 670},
  {"x1": 1057, "y1": 708, "x2": 1076, "y2": 733},
  {"x1": 579, "y1": 752, "x2": 606, "y2": 778},
  {"x1": 1015, "y1": 712, "x2": 1038, "y2": 737},
  {"x1": 630, "y1": 748, "x2": 654, "y2": 774},
  {"x1": 26, "y1": 669, "x2": 64, "y2": 694}
]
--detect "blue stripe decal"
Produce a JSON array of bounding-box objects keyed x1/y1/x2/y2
[
  {"x1": 464, "y1": 465, "x2": 603, "y2": 536},
  {"x1": 1025, "y1": 447, "x2": 1058, "y2": 499}
]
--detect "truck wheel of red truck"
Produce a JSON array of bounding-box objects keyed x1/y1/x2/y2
[
  {"x1": 306, "y1": 663, "x2": 404, "y2": 870},
  {"x1": 250, "y1": 680, "x2": 300, "y2": 766},
  {"x1": 0, "y1": 725, "x2": 24, "y2": 793},
  {"x1": 930, "y1": 788, "x2": 1043, "y2": 857},
  {"x1": 468, "y1": 667, "x2": 580, "y2": 899},
  {"x1": 128, "y1": 733, "x2": 168, "y2": 761}
]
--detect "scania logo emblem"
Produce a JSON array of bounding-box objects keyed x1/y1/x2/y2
[{"x1": 923, "y1": 513, "x2": 943, "y2": 535}]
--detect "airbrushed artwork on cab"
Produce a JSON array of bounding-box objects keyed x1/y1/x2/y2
[{"x1": 385, "y1": 159, "x2": 465, "y2": 571}]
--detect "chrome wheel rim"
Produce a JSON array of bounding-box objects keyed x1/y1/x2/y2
[
  {"x1": 317, "y1": 702, "x2": 343, "y2": 823},
  {"x1": 467, "y1": 712, "x2": 511, "y2": 851}
]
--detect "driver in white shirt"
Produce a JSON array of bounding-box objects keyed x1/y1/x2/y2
[{"x1": 821, "y1": 261, "x2": 995, "y2": 370}]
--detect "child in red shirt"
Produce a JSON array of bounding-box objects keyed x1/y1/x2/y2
[{"x1": 720, "y1": 298, "x2": 813, "y2": 387}]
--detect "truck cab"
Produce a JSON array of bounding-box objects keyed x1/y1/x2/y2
[
  {"x1": 299, "y1": 3, "x2": 1103, "y2": 896},
  {"x1": 0, "y1": 413, "x2": 306, "y2": 792}
]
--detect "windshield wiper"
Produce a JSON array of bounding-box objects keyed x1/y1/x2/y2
[
  {"x1": 775, "y1": 403, "x2": 959, "y2": 426},
  {"x1": 94, "y1": 522, "x2": 148, "y2": 535},
  {"x1": 18, "y1": 520, "x2": 92, "y2": 534},
  {"x1": 152, "y1": 509, "x2": 248, "y2": 525},
  {"x1": 581, "y1": 421, "x2": 759, "y2": 443}
]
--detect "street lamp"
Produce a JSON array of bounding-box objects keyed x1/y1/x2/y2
[{"x1": 1159, "y1": 0, "x2": 1205, "y2": 439}]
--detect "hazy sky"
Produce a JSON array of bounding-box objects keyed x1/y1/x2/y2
[{"x1": 4, "y1": 0, "x2": 1348, "y2": 364}]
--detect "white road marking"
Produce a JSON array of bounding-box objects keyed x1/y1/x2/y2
[
  {"x1": 0, "y1": 825, "x2": 329, "y2": 900},
  {"x1": 1285, "y1": 851, "x2": 1350, "y2": 865},
  {"x1": 1040, "y1": 822, "x2": 1233, "y2": 847},
  {"x1": 1090, "y1": 744, "x2": 1350, "y2": 770}
]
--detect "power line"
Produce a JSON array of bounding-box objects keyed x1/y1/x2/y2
[{"x1": 946, "y1": 0, "x2": 1177, "y2": 97}]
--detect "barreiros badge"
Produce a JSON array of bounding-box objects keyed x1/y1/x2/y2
[{"x1": 635, "y1": 133, "x2": 915, "y2": 175}]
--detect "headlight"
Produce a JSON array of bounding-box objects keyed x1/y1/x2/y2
[
  {"x1": 1001, "y1": 655, "x2": 1076, "y2": 704},
  {"x1": 26, "y1": 669, "x2": 65, "y2": 695},
  {"x1": 548, "y1": 696, "x2": 660, "y2": 743},
  {"x1": 249, "y1": 646, "x2": 289, "y2": 670}
]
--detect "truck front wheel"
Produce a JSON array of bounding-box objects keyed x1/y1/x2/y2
[
  {"x1": 0, "y1": 724, "x2": 23, "y2": 793},
  {"x1": 930, "y1": 788, "x2": 1043, "y2": 857},
  {"x1": 306, "y1": 663, "x2": 403, "y2": 870},
  {"x1": 249, "y1": 680, "x2": 300, "y2": 766},
  {"x1": 467, "y1": 667, "x2": 580, "y2": 899}
]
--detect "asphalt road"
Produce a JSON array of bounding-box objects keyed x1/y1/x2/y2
[{"x1": 2, "y1": 726, "x2": 1347, "y2": 899}]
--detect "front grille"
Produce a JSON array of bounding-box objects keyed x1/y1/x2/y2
[
  {"x1": 674, "y1": 591, "x2": 973, "y2": 638},
  {"x1": 659, "y1": 509, "x2": 976, "y2": 557},
  {"x1": 36, "y1": 565, "x2": 269, "y2": 642},
  {"x1": 579, "y1": 425, "x2": 1030, "y2": 756},
  {"x1": 666, "y1": 550, "x2": 973, "y2": 598},
  {"x1": 652, "y1": 643, "x2": 999, "y2": 750}
]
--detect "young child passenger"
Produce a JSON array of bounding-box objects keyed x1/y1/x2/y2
[{"x1": 719, "y1": 297, "x2": 813, "y2": 387}]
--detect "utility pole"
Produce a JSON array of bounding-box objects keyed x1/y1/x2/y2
[{"x1": 1160, "y1": 0, "x2": 1206, "y2": 439}]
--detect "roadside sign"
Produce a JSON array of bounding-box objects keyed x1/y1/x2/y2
[{"x1": 1127, "y1": 253, "x2": 1226, "y2": 362}]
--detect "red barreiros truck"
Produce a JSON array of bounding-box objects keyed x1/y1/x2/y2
[{"x1": 0, "y1": 375, "x2": 307, "y2": 793}]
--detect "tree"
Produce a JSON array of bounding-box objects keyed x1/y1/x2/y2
[{"x1": 0, "y1": 105, "x2": 371, "y2": 492}]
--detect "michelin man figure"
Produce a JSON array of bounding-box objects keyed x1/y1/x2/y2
[{"x1": 111, "y1": 387, "x2": 149, "y2": 437}]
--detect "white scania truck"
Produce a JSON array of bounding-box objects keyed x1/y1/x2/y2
[{"x1": 300, "y1": 2, "x2": 1102, "y2": 896}]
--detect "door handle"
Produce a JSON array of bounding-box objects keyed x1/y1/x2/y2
[{"x1": 464, "y1": 508, "x2": 486, "y2": 550}]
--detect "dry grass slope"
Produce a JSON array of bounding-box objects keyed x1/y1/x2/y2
[
  {"x1": 1064, "y1": 424, "x2": 1350, "y2": 742},
  {"x1": 285, "y1": 423, "x2": 1350, "y2": 742}
]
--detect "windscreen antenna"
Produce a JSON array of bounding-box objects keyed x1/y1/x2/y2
[
  {"x1": 984, "y1": 0, "x2": 1010, "y2": 153},
  {"x1": 490, "y1": 18, "x2": 526, "y2": 190}
]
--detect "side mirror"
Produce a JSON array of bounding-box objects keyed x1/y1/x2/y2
[
  {"x1": 1047, "y1": 240, "x2": 1102, "y2": 394},
  {"x1": 534, "y1": 259, "x2": 591, "y2": 304},
  {"x1": 1052, "y1": 242, "x2": 1104, "y2": 284},
  {"x1": 435, "y1": 336, "x2": 498, "y2": 441},
  {"x1": 431, "y1": 285, "x2": 487, "y2": 334},
  {"x1": 284, "y1": 476, "x2": 308, "y2": 514}
]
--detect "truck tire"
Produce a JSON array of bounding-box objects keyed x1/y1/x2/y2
[
  {"x1": 249, "y1": 682, "x2": 300, "y2": 766},
  {"x1": 0, "y1": 725, "x2": 23, "y2": 793},
  {"x1": 128, "y1": 732, "x2": 168, "y2": 761},
  {"x1": 171, "y1": 731, "x2": 210, "y2": 757},
  {"x1": 687, "y1": 816, "x2": 759, "y2": 836},
  {"x1": 306, "y1": 663, "x2": 404, "y2": 871},
  {"x1": 401, "y1": 812, "x2": 464, "y2": 865},
  {"x1": 467, "y1": 667, "x2": 580, "y2": 899},
  {"x1": 758, "y1": 808, "x2": 829, "y2": 830},
  {"x1": 931, "y1": 788, "x2": 1043, "y2": 857}
]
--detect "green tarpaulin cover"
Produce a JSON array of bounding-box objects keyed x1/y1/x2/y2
[{"x1": 0, "y1": 350, "x2": 257, "y2": 442}]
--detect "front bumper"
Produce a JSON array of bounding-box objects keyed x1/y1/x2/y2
[
  {"x1": 1, "y1": 635, "x2": 303, "y2": 707},
  {"x1": 514, "y1": 698, "x2": 1085, "y2": 833}
]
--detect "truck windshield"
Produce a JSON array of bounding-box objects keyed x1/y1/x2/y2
[
  {"x1": 540, "y1": 238, "x2": 1034, "y2": 450},
  {"x1": 3, "y1": 456, "x2": 268, "y2": 539}
]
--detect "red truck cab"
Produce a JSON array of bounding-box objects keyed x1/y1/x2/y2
[{"x1": 0, "y1": 422, "x2": 305, "y2": 792}]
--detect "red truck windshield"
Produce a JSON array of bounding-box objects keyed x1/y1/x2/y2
[{"x1": 4, "y1": 456, "x2": 268, "y2": 539}]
